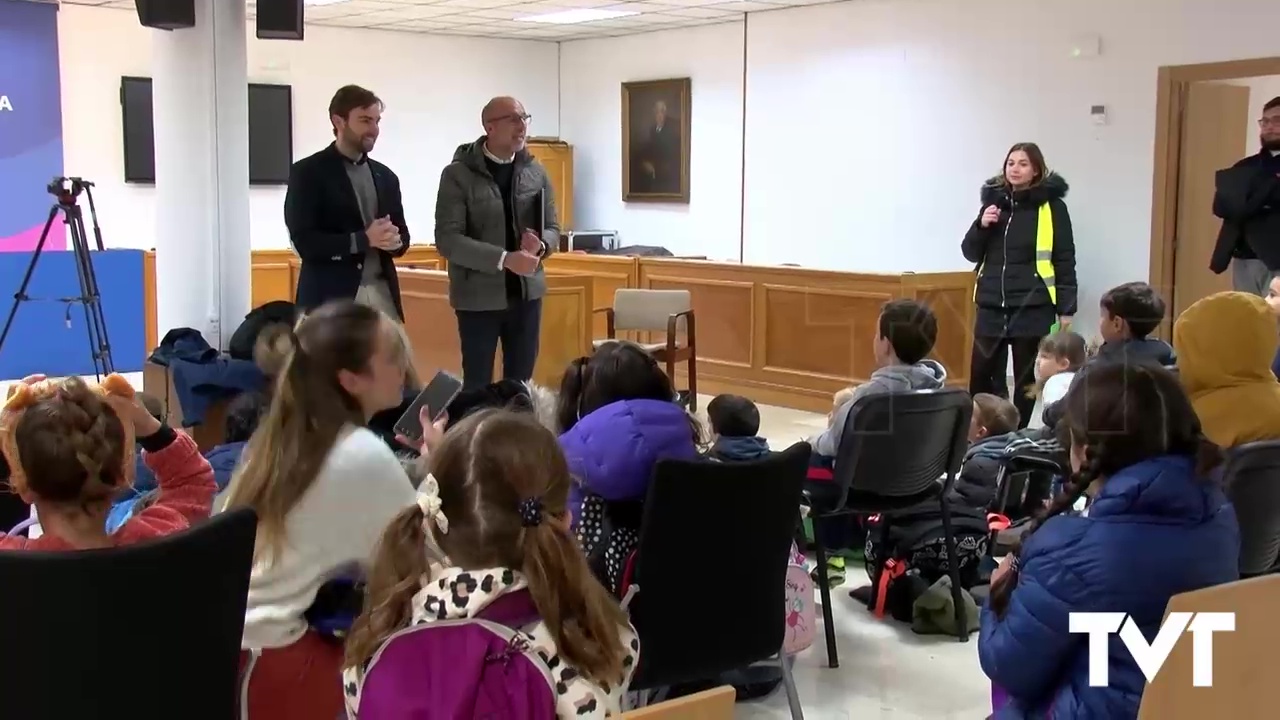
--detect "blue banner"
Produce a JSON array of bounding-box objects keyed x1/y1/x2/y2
[{"x1": 0, "y1": 0, "x2": 65, "y2": 251}]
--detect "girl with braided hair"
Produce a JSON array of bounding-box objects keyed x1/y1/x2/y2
[
  {"x1": 0, "y1": 374, "x2": 215, "y2": 550},
  {"x1": 979, "y1": 362, "x2": 1239, "y2": 720}
]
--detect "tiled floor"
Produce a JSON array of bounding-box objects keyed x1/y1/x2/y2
[{"x1": 696, "y1": 398, "x2": 990, "y2": 719}]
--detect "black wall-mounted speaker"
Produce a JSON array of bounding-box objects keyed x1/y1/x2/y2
[
  {"x1": 257, "y1": 0, "x2": 305, "y2": 41},
  {"x1": 135, "y1": 0, "x2": 196, "y2": 30}
]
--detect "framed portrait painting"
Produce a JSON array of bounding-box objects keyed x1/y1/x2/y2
[{"x1": 621, "y1": 77, "x2": 691, "y2": 203}]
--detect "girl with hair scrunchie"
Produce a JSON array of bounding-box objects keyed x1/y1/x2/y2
[{"x1": 344, "y1": 408, "x2": 639, "y2": 719}]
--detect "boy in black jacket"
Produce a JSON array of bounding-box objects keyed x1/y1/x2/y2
[
  {"x1": 1093, "y1": 281, "x2": 1176, "y2": 367},
  {"x1": 705, "y1": 394, "x2": 771, "y2": 461},
  {"x1": 949, "y1": 393, "x2": 1021, "y2": 511}
]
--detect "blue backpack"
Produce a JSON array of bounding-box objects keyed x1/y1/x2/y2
[{"x1": 354, "y1": 590, "x2": 558, "y2": 719}]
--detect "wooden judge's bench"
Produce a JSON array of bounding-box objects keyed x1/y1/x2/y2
[{"x1": 142, "y1": 248, "x2": 973, "y2": 414}]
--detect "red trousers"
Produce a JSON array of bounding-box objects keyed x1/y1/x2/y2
[{"x1": 239, "y1": 630, "x2": 345, "y2": 720}]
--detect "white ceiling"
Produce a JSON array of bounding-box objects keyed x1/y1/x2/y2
[{"x1": 63, "y1": 0, "x2": 838, "y2": 41}]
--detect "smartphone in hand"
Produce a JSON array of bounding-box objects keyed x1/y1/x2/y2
[{"x1": 393, "y1": 370, "x2": 463, "y2": 442}]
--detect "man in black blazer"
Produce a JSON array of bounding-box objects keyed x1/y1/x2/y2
[
  {"x1": 1211, "y1": 95, "x2": 1280, "y2": 296},
  {"x1": 285, "y1": 85, "x2": 410, "y2": 319}
]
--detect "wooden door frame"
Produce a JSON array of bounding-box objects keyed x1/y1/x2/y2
[{"x1": 1149, "y1": 56, "x2": 1280, "y2": 337}]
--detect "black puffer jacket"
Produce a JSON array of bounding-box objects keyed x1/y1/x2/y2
[{"x1": 962, "y1": 173, "x2": 1078, "y2": 338}]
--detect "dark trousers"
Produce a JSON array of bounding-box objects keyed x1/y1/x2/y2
[
  {"x1": 456, "y1": 299, "x2": 542, "y2": 391},
  {"x1": 969, "y1": 335, "x2": 1041, "y2": 429}
]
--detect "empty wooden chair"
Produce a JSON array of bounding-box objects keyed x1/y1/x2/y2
[{"x1": 595, "y1": 289, "x2": 697, "y2": 410}]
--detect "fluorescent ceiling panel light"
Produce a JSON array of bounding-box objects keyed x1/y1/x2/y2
[{"x1": 519, "y1": 9, "x2": 639, "y2": 24}]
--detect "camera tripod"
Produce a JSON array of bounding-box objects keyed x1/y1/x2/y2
[{"x1": 0, "y1": 177, "x2": 115, "y2": 378}]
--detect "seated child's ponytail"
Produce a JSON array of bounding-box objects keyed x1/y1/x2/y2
[
  {"x1": 344, "y1": 502, "x2": 438, "y2": 671},
  {"x1": 344, "y1": 409, "x2": 631, "y2": 687}
]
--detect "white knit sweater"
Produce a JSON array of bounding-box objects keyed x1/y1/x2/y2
[{"x1": 241, "y1": 425, "x2": 417, "y2": 649}]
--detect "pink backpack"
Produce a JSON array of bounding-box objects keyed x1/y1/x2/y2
[
  {"x1": 355, "y1": 590, "x2": 557, "y2": 719},
  {"x1": 782, "y1": 543, "x2": 815, "y2": 656}
]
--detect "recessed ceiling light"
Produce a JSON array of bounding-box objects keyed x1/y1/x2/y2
[
  {"x1": 305, "y1": 0, "x2": 352, "y2": 6},
  {"x1": 518, "y1": 9, "x2": 639, "y2": 25}
]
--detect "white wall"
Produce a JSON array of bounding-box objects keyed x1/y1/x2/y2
[
  {"x1": 58, "y1": 4, "x2": 559, "y2": 252},
  {"x1": 1237, "y1": 75, "x2": 1280, "y2": 154},
  {"x1": 559, "y1": 22, "x2": 745, "y2": 262},
  {"x1": 560, "y1": 0, "x2": 1280, "y2": 332}
]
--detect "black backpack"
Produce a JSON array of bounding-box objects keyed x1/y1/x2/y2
[{"x1": 864, "y1": 504, "x2": 990, "y2": 589}]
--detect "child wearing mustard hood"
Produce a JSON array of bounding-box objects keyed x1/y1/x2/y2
[{"x1": 1174, "y1": 291, "x2": 1280, "y2": 448}]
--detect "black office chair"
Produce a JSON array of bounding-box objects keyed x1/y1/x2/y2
[
  {"x1": 808, "y1": 387, "x2": 972, "y2": 668},
  {"x1": 627, "y1": 443, "x2": 809, "y2": 719},
  {"x1": 0, "y1": 508, "x2": 257, "y2": 720},
  {"x1": 1219, "y1": 440, "x2": 1280, "y2": 577}
]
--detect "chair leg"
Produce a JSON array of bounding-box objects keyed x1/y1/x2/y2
[
  {"x1": 865, "y1": 516, "x2": 892, "y2": 611},
  {"x1": 686, "y1": 354, "x2": 698, "y2": 412},
  {"x1": 778, "y1": 653, "x2": 805, "y2": 720},
  {"x1": 810, "y1": 515, "x2": 840, "y2": 669},
  {"x1": 938, "y1": 497, "x2": 970, "y2": 642}
]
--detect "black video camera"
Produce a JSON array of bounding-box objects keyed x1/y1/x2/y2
[{"x1": 46, "y1": 176, "x2": 94, "y2": 203}]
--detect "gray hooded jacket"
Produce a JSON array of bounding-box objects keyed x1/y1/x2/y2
[
  {"x1": 811, "y1": 359, "x2": 949, "y2": 457},
  {"x1": 433, "y1": 137, "x2": 560, "y2": 312}
]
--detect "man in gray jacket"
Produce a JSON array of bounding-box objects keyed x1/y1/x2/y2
[{"x1": 434, "y1": 96, "x2": 560, "y2": 389}]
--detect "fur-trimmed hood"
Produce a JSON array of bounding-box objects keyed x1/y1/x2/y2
[{"x1": 980, "y1": 171, "x2": 1069, "y2": 208}]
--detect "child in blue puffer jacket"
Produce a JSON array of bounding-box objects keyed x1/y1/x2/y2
[{"x1": 980, "y1": 362, "x2": 1239, "y2": 719}]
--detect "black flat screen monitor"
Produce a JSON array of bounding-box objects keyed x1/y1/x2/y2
[{"x1": 120, "y1": 77, "x2": 293, "y2": 185}]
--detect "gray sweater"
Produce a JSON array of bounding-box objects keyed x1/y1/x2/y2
[{"x1": 810, "y1": 359, "x2": 949, "y2": 457}]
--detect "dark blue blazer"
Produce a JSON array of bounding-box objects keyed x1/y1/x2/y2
[{"x1": 284, "y1": 143, "x2": 410, "y2": 318}]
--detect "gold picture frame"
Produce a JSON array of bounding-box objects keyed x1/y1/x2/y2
[{"x1": 621, "y1": 77, "x2": 691, "y2": 203}]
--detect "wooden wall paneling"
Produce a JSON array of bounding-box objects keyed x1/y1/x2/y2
[
  {"x1": 143, "y1": 250, "x2": 157, "y2": 353},
  {"x1": 759, "y1": 283, "x2": 892, "y2": 384},
  {"x1": 527, "y1": 140, "x2": 574, "y2": 230},
  {"x1": 899, "y1": 271, "x2": 975, "y2": 387},
  {"x1": 641, "y1": 273, "x2": 754, "y2": 368},
  {"x1": 251, "y1": 258, "x2": 298, "y2": 308},
  {"x1": 634, "y1": 259, "x2": 972, "y2": 412},
  {"x1": 397, "y1": 245, "x2": 444, "y2": 271},
  {"x1": 141, "y1": 250, "x2": 975, "y2": 413},
  {"x1": 398, "y1": 269, "x2": 462, "y2": 380},
  {"x1": 532, "y1": 274, "x2": 594, "y2": 388},
  {"x1": 544, "y1": 254, "x2": 639, "y2": 339}
]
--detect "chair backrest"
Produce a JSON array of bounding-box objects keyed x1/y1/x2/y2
[
  {"x1": 618, "y1": 685, "x2": 735, "y2": 719},
  {"x1": 1218, "y1": 439, "x2": 1280, "y2": 576},
  {"x1": 834, "y1": 387, "x2": 971, "y2": 502},
  {"x1": 1137, "y1": 575, "x2": 1280, "y2": 719},
  {"x1": 627, "y1": 443, "x2": 810, "y2": 690},
  {"x1": 0, "y1": 508, "x2": 257, "y2": 720},
  {"x1": 613, "y1": 289, "x2": 691, "y2": 333}
]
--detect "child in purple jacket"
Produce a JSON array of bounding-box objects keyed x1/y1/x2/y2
[{"x1": 556, "y1": 341, "x2": 702, "y2": 596}]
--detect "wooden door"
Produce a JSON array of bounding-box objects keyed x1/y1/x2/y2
[
  {"x1": 1172, "y1": 81, "x2": 1250, "y2": 318},
  {"x1": 528, "y1": 140, "x2": 574, "y2": 232}
]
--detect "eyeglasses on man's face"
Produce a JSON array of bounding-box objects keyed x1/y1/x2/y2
[{"x1": 1258, "y1": 115, "x2": 1280, "y2": 129}]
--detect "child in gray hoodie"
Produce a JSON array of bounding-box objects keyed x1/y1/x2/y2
[{"x1": 810, "y1": 298, "x2": 948, "y2": 458}]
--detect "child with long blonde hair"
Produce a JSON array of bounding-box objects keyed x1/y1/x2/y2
[
  {"x1": 225, "y1": 300, "x2": 417, "y2": 720},
  {"x1": 343, "y1": 409, "x2": 638, "y2": 718}
]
